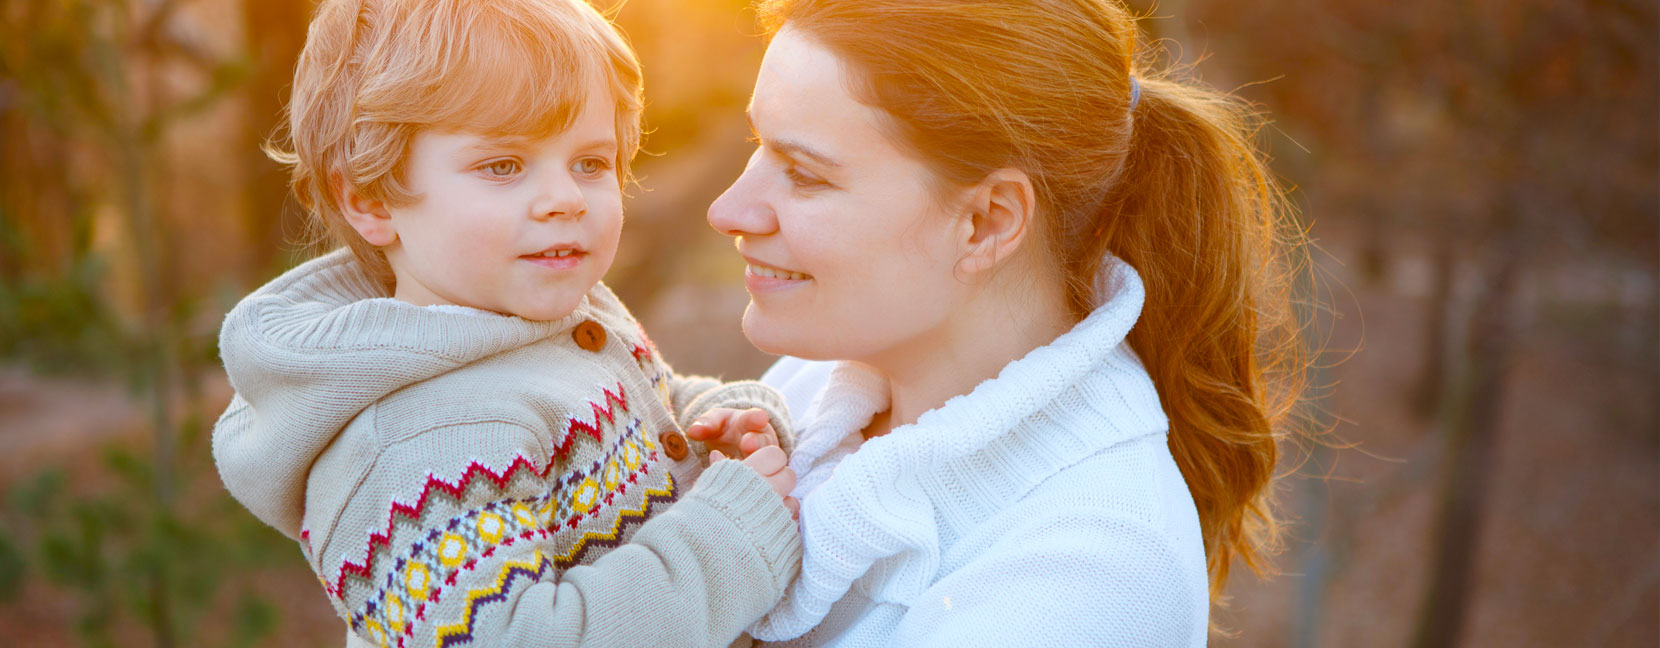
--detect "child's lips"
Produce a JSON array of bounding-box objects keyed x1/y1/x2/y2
[{"x1": 521, "y1": 250, "x2": 586, "y2": 269}]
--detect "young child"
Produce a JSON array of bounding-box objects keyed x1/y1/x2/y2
[{"x1": 210, "y1": 0, "x2": 801, "y2": 646}]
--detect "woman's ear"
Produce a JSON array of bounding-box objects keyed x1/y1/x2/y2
[
  {"x1": 956, "y1": 167, "x2": 1037, "y2": 276},
  {"x1": 335, "y1": 174, "x2": 398, "y2": 246}
]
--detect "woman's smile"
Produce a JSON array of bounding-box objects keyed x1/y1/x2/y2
[{"x1": 743, "y1": 256, "x2": 813, "y2": 293}]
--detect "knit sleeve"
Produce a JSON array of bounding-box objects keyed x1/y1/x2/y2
[
  {"x1": 891, "y1": 509, "x2": 1207, "y2": 647},
  {"x1": 345, "y1": 459, "x2": 801, "y2": 648},
  {"x1": 672, "y1": 378, "x2": 795, "y2": 458},
  {"x1": 657, "y1": 373, "x2": 796, "y2": 492}
]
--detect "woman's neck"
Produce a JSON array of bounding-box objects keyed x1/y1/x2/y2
[{"x1": 861, "y1": 279, "x2": 1073, "y2": 438}]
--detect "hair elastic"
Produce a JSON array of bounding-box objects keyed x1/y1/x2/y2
[{"x1": 1129, "y1": 76, "x2": 1142, "y2": 112}]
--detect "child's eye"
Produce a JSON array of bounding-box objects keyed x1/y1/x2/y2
[
  {"x1": 482, "y1": 159, "x2": 521, "y2": 178},
  {"x1": 571, "y1": 157, "x2": 612, "y2": 176}
]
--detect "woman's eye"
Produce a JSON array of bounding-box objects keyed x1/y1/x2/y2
[
  {"x1": 571, "y1": 157, "x2": 611, "y2": 176},
  {"x1": 783, "y1": 165, "x2": 825, "y2": 188},
  {"x1": 482, "y1": 160, "x2": 520, "y2": 177}
]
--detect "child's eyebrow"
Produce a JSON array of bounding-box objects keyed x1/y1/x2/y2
[
  {"x1": 461, "y1": 135, "x2": 617, "y2": 155},
  {"x1": 571, "y1": 136, "x2": 618, "y2": 152},
  {"x1": 463, "y1": 136, "x2": 537, "y2": 154}
]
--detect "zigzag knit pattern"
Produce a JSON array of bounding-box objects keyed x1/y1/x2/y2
[
  {"x1": 340, "y1": 382, "x2": 680, "y2": 647},
  {"x1": 326, "y1": 383, "x2": 639, "y2": 600}
]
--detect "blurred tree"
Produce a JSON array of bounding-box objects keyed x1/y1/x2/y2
[
  {"x1": 240, "y1": 0, "x2": 314, "y2": 278},
  {"x1": 1182, "y1": 0, "x2": 1657, "y2": 644},
  {"x1": 0, "y1": 0, "x2": 260, "y2": 645}
]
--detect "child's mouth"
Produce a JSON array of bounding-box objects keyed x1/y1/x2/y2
[{"x1": 522, "y1": 248, "x2": 586, "y2": 269}]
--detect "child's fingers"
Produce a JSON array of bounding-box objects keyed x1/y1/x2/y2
[
  {"x1": 762, "y1": 466, "x2": 796, "y2": 500},
  {"x1": 737, "y1": 408, "x2": 772, "y2": 432},
  {"x1": 685, "y1": 409, "x2": 736, "y2": 441},
  {"x1": 739, "y1": 428, "x2": 779, "y2": 456},
  {"x1": 783, "y1": 496, "x2": 800, "y2": 520},
  {"x1": 709, "y1": 449, "x2": 728, "y2": 464},
  {"x1": 743, "y1": 445, "x2": 788, "y2": 475}
]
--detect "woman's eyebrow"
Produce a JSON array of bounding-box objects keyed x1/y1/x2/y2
[{"x1": 747, "y1": 110, "x2": 842, "y2": 168}]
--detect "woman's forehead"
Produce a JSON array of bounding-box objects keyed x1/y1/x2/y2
[{"x1": 750, "y1": 30, "x2": 884, "y2": 155}]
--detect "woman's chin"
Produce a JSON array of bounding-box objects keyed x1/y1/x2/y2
[{"x1": 741, "y1": 305, "x2": 815, "y2": 358}]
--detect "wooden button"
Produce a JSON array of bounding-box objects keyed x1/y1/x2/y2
[
  {"x1": 661, "y1": 430, "x2": 690, "y2": 461},
  {"x1": 572, "y1": 320, "x2": 606, "y2": 352}
]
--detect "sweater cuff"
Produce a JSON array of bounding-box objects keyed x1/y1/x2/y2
[
  {"x1": 678, "y1": 381, "x2": 796, "y2": 459},
  {"x1": 681, "y1": 460, "x2": 803, "y2": 596}
]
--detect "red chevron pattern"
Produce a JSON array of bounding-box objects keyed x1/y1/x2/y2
[{"x1": 326, "y1": 383, "x2": 633, "y2": 599}]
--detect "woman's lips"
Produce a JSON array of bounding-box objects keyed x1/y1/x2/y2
[{"x1": 744, "y1": 262, "x2": 812, "y2": 294}]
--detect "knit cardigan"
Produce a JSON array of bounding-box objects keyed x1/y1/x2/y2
[
  {"x1": 750, "y1": 257, "x2": 1210, "y2": 647},
  {"x1": 212, "y1": 249, "x2": 801, "y2": 648}
]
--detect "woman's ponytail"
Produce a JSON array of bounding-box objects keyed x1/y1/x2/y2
[{"x1": 1087, "y1": 75, "x2": 1304, "y2": 599}]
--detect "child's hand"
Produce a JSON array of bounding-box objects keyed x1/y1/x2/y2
[
  {"x1": 685, "y1": 407, "x2": 779, "y2": 459},
  {"x1": 711, "y1": 446, "x2": 799, "y2": 519}
]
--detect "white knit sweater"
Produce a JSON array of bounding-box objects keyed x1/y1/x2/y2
[{"x1": 751, "y1": 257, "x2": 1210, "y2": 647}]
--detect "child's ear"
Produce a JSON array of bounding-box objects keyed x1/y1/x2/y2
[
  {"x1": 955, "y1": 167, "x2": 1037, "y2": 276},
  {"x1": 334, "y1": 174, "x2": 397, "y2": 246}
]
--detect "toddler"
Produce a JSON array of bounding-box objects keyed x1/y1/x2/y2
[{"x1": 211, "y1": 0, "x2": 799, "y2": 645}]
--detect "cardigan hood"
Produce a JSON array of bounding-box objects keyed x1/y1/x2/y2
[
  {"x1": 211, "y1": 249, "x2": 589, "y2": 538},
  {"x1": 753, "y1": 255, "x2": 1172, "y2": 641}
]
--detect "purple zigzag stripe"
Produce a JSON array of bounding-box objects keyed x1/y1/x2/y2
[
  {"x1": 433, "y1": 484, "x2": 679, "y2": 647},
  {"x1": 435, "y1": 557, "x2": 554, "y2": 648},
  {"x1": 554, "y1": 485, "x2": 680, "y2": 570}
]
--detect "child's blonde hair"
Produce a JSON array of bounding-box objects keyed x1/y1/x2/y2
[{"x1": 269, "y1": 0, "x2": 644, "y2": 286}]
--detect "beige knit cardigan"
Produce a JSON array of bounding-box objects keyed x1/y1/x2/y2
[{"x1": 212, "y1": 249, "x2": 800, "y2": 647}]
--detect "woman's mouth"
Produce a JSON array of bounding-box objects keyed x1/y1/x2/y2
[
  {"x1": 744, "y1": 260, "x2": 812, "y2": 294},
  {"x1": 747, "y1": 263, "x2": 812, "y2": 281}
]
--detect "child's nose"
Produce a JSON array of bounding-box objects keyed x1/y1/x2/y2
[{"x1": 531, "y1": 174, "x2": 586, "y2": 221}]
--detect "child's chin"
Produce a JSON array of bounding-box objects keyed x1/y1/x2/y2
[{"x1": 511, "y1": 297, "x2": 583, "y2": 322}]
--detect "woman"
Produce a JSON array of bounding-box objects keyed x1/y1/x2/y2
[{"x1": 694, "y1": 0, "x2": 1307, "y2": 644}]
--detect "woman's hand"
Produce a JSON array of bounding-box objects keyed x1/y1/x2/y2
[
  {"x1": 686, "y1": 407, "x2": 779, "y2": 459},
  {"x1": 711, "y1": 445, "x2": 799, "y2": 519}
]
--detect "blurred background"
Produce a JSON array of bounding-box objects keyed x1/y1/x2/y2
[{"x1": 0, "y1": 0, "x2": 1654, "y2": 645}]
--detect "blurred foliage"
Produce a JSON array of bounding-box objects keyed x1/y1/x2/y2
[{"x1": 0, "y1": 429, "x2": 295, "y2": 647}]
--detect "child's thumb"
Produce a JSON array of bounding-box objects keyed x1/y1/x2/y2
[{"x1": 709, "y1": 450, "x2": 727, "y2": 463}]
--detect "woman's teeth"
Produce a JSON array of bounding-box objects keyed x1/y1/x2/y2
[
  {"x1": 749, "y1": 264, "x2": 809, "y2": 280},
  {"x1": 532, "y1": 249, "x2": 578, "y2": 257}
]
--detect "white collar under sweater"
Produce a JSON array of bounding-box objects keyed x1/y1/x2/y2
[{"x1": 752, "y1": 256, "x2": 1188, "y2": 642}]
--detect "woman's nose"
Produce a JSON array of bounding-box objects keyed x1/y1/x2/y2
[{"x1": 707, "y1": 150, "x2": 777, "y2": 237}]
